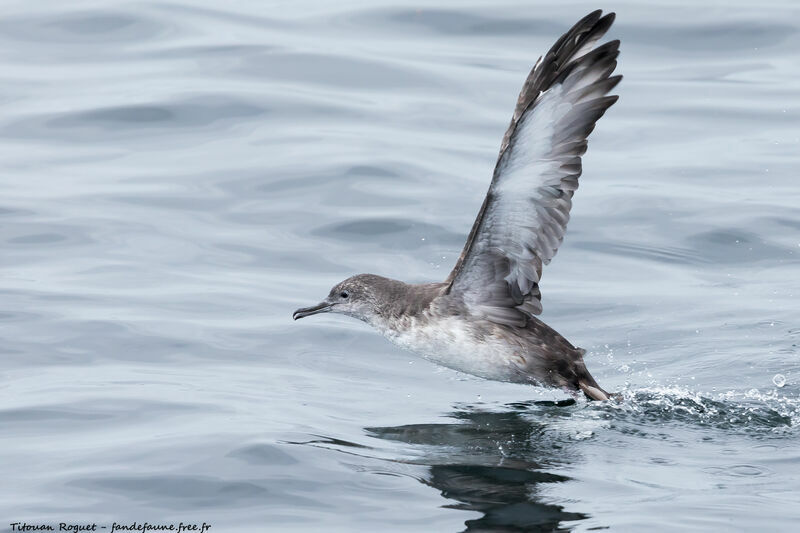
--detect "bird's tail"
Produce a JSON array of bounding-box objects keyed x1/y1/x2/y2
[{"x1": 574, "y1": 348, "x2": 611, "y2": 401}]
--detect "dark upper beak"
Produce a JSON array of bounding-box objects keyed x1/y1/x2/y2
[{"x1": 293, "y1": 301, "x2": 332, "y2": 320}]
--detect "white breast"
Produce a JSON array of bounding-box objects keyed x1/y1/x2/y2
[{"x1": 376, "y1": 315, "x2": 524, "y2": 382}]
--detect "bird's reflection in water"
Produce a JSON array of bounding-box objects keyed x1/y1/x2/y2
[{"x1": 366, "y1": 400, "x2": 588, "y2": 532}]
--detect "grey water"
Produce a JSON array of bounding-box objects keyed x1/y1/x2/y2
[{"x1": 1, "y1": 1, "x2": 799, "y2": 531}]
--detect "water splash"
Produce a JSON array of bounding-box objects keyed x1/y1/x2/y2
[{"x1": 594, "y1": 385, "x2": 798, "y2": 435}]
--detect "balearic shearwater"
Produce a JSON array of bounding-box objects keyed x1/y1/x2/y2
[{"x1": 294, "y1": 11, "x2": 620, "y2": 401}]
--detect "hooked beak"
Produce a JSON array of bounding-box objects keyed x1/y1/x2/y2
[{"x1": 293, "y1": 301, "x2": 332, "y2": 320}]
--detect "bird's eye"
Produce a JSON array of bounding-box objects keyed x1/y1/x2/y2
[{"x1": 340, "y1": 291, "x2": 349, "y2": 299}]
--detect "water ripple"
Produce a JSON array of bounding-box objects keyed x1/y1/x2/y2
[{"x1": 0, "y1": 10, "x2": 166, "y2": 45}]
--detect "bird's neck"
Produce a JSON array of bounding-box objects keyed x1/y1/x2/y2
[{"x1": 366, "y1": 281, "x2": 447, "y2": 332}]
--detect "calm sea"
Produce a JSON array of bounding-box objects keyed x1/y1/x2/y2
[{"x1": 1, "y1": 1, "x2": 799, "y2": 531}]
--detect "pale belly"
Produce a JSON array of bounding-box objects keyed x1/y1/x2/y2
[{"x1": 379, "y1": 316, "x2": 529, "y2": 383}]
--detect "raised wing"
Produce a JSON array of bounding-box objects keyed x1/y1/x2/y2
[{"x1": 445, "y1": 10, "x2": 620, "y2": 327}]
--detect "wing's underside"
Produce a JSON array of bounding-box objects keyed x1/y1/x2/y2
[{"x1": 445, "y1": 10, "x2": 621, "y2": 327}]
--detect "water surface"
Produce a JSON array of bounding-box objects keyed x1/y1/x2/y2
[{"x1": 1, "y1": 1, "x2": 799, "y2": 531}]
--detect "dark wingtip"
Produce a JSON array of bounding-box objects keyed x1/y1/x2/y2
[{"x1": 582, "y1": 9, "x2": 604, "y2": 23}]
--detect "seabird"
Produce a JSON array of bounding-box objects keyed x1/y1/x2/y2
[{"x1": 294, "y1": 10, "x2": 621, "y2": 401}]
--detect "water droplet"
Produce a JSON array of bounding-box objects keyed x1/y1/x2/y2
[{"x1": 772, "y1": 374, "x2": 786, "y2": 388}]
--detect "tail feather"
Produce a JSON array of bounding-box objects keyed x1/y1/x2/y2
[{"x1": 575, "y1": 348, "x2": 610, "y2": 401}]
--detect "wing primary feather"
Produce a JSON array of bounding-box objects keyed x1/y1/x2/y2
[{"x1": 444, "y1": 11, "x2": 621, "y2": 325}]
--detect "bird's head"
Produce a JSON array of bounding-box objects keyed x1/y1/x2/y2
[{"x1": 293, "y1": 274, "x2": 392, "y2": 324}]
